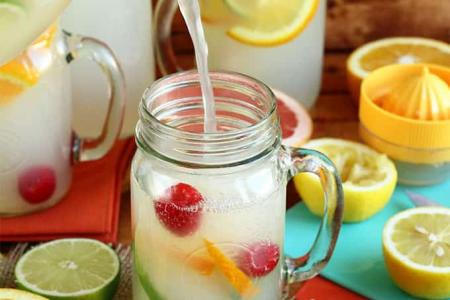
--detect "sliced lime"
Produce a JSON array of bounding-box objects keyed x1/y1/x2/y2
[
  {"x1": 133, "y1": 244, "x2": 164, "y2": 300},
  {"x1": 0, "y1": 288, "x2": 49, "y2": 300},
  {"x1": 15, "y1": 239, "x2": 120, "y2": 300}
]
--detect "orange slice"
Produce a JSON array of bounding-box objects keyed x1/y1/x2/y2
[
  {"x1": 204, "y1": 239, "x2": 258, "y2": 298},
  {"x1": 169, "y1": 247, "x2": 215, "y2": 276},
  {"x1": 0, "y1": 25, "x2": 56, "y2": 104},
  {"x1": 347, "y1": 37, "x2": 450, "y2": 104}
]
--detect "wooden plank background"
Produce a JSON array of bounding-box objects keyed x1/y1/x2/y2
[{"x1": 154, "y1": 0, "x2": 450, "y2": 56}]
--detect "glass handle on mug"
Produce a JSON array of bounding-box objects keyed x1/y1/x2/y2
[
  {"x1": 283, "y1": 146, "x2": 344, "y2": 299},
  {"x1": 154, "y1": 0, "x2": 184, "y2": 75},
  {"x1": 63, "y1": 31, "x2": 126, "y2": 163}
]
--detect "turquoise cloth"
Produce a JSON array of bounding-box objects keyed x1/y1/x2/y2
[{"x1": 285, "y1": 180, "x2": 450, "y2": 299}]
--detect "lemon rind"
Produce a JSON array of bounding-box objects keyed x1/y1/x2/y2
[{"x1": 227, "y1": 0, "x2": 319, "y2": 47}]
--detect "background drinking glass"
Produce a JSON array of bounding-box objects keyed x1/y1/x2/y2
[
  {"x1": 62, "y1": 0, "x2": 155, "y2": 138},
  {"x1": 0, "y1": 25, "x2": 125, "y2": 216}
]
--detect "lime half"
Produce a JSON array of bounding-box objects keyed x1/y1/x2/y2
[
  {"x1": 0, "y1": 288, "x2": 48, "y2": 300},
  {"x1": 15, "y1": 239, "x2": 120, "y2": 300}
]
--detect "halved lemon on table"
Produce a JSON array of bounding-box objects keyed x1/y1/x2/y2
[
  {"x1": 294, "y1": 138, "x2": 397, "y2": 222},
  {"x1": 383, "y1": 207, "x2": 450, "y2": 299},
  {"x1": 347, "y1": 37, "x2": 450, "y2": 102},
  {"x1": 201, "y1": 0, "x2": 319, "y2": 46}
]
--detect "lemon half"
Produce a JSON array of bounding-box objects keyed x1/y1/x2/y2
[
  {"x1": 383, "y1": 207, "x2": 450, "y2": 299},
  {"x1": 294, "y1": 138, "x2": 397, "y2": 222}
]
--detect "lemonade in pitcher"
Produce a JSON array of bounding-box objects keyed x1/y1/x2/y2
[
  {"x1": 155, "y1": 0, "x2": 326, "y2": 108},
  {"x1": 0, "y1": 1, "x2": 125, "y2": 215},
  {"x1": 62, "y1": 0, "x2": 154, "y2": 138},
  {"x1": 0, "y1": 27, "x2": 72, "y2": 215}
]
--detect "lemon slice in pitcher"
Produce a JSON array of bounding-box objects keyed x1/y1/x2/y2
[
  {"x1": 294, "y1": 138, "x2": 397, "y2": 222},
  {"x1": 227, "y1": 0, "x2": 319, "y2": 46},
  {"x1": 201, "y1": 0, "x2": 319, "y2": 47},
  {"x1": 383, "y1": 207, "x2": 450, "y2": 299}
]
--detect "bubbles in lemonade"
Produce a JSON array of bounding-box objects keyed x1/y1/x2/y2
[{"x1": 0, "y1": 27, "x2": 72, "y2": 215}]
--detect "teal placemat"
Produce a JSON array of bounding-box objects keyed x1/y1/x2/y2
[{"x1": 285, "y1": 180, "x2": 450, "y2": 300}]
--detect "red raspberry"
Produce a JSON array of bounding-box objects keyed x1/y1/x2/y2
[
  {"x1": 154, "y1": 183, "x2": 203, "y2": 237},
  {"x1": 238, "y1": 241, "x2": 280, "y2": 277},
  {"x1": 18, "y1": 166, "x2": 56, "y2": 204}
]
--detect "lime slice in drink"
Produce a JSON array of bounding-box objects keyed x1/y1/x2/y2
[
  {"x1": 134, "y1": 249, "x2": 165, "y2": 300},
  {"x1": 15, "y1": 239, "x2": 120, "y2": 300},
  {"x1": 0, "y1": 288, "x2": 49, "y2": 300}
]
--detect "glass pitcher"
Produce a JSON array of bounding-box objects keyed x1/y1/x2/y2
[
  {"x1": 62, "y1": 0, "x2": 155, "y2": 138},
  {"x1": 154, "y1": 0, "x2": 326, "y2": 109},
  {"x1": 0, "y1": 25, "x2": 125, "y2": 216},
  {"x1": 131, "y1": 71, "x2": 343, "y2": 299}
]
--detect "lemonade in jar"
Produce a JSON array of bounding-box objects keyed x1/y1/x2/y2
[{"x1": 131, "y1": 71, "x2": 343, "y2": 299}]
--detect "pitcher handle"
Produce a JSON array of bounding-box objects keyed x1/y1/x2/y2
[
  {"x1": 154, "y1": 0, "x2": 184, "y2": 75},
  {"x1": 63, "y1": 31, "x2": 126, "y2": 162},
  {"x1": 283, "y1": 146, "x2": 344, "y2": 299}
]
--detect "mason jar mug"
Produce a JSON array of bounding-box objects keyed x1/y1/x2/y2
[{"x1": 131, "y1": 71, "x2": 343, "y2": 299}]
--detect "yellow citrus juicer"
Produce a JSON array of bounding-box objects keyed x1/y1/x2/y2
[{"x1": 359, "y1": 63, "x2": 450, "y2": 185}]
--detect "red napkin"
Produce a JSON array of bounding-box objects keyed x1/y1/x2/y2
[
  {"x1": 297, "y1": 276, "x2": 366, "y2": 299},
  {"x1": 0, "y1": 138, "x2": 136, "y2": 244}
]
